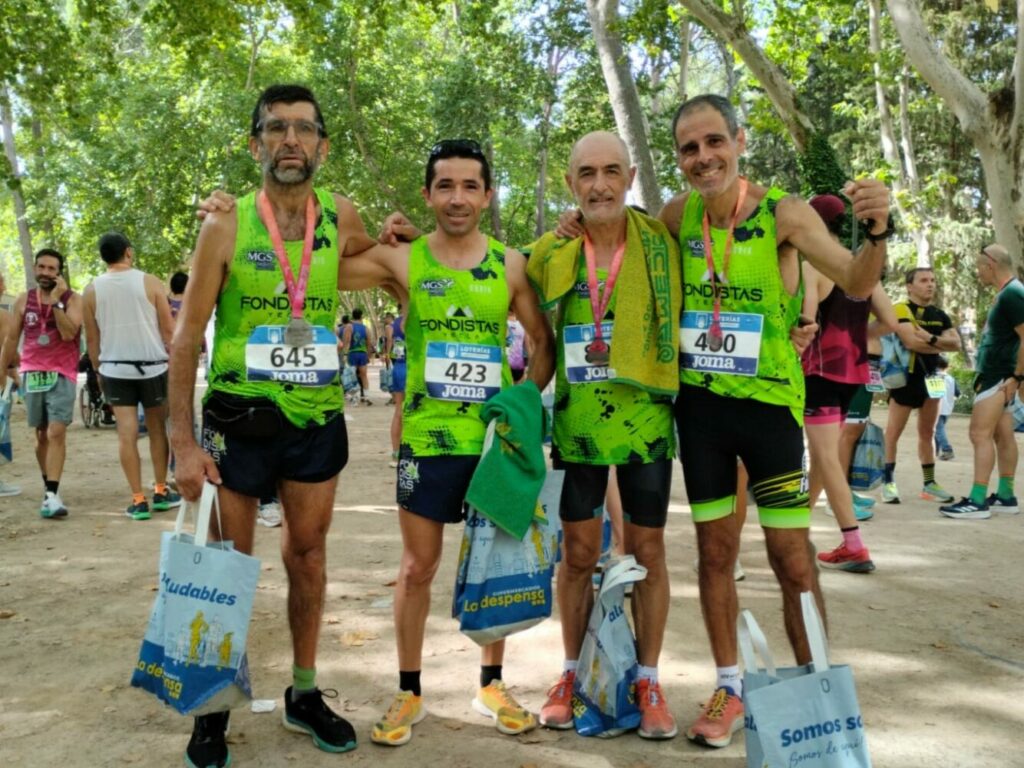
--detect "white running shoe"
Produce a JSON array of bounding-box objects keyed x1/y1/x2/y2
[
  {"x1": 39, "y1": 492, "x2": 68, "y2": 519},
  {"x1": 0, "y1": 480, "x2": 21, "y2": 497},
  {"x1": 257, "y1": 501, "x2": 282, "y2": 527}
]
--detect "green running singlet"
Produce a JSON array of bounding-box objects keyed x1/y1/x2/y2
[
  {"x1": 401, "y1": 235, "x2": 512, "y2": 456},
  {"x1": 207, "y1": 188, "x2": 343, "y2": 427},
  {"x1": 553, "y1": 261, "x2": 675, "y2": 464},
  {"x1": 678, "y1": 188, "x2": 805, "y2": 425}
]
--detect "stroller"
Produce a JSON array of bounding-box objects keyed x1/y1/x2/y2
[{"x1": 77, "y1": 354, "x2": 115, "y2": 428}]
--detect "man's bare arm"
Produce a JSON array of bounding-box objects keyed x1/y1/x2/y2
[
  {"x1": 82, "y1": 286, "x2": 102, "y2": 370},
  {"x1": 506, "y1": 249, "x2": 554, "y2": 390},
  {"x1": 779, "y1": 180, "x2": 890, "y2": 299},
  {"x1": 145, "y1": 274, "x2": 175, "y2": 347},
  {"x1": 0, "y1": 295, "x2": 25, "y2": 388},
  {"x1": 52, "y1": 280, "x2": 82, "y2": 341},
  {"x1": 169, "y1": 211, "x2": 234, "y2": 499},
  {"x1": 657, "y1": 194, "x2": 687, "y2": 239}
]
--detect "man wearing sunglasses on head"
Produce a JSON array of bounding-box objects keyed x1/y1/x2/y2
[{"x1": 173, "y1": 83, "x2": 409, "y2": 767}]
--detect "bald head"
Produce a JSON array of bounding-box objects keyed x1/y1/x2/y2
[
  {"x1": 565, "y1": 131, "x2": 636, "y2": 228},
  {"x1": 568, "y1": 131, "x2": 631, "y2": 176},
  {"x1": 981, "y1": 243, "x2": 1012, "y2": 268}
]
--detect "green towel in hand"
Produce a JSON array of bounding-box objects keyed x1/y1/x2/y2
[{"x1": 465, "y1": 381, "x2": 548, "y2": 540}]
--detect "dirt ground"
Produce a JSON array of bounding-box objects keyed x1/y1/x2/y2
[{"x1": 1, "y1": 365, "x2": 1022, "y2": 768}]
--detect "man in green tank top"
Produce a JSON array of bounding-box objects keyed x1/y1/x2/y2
[
  {"x1": 170, "y1": 84, "x2": 403, "y2": 767},
  {"x1": 527, "y1": 132, "x2": 681, "y2": 740},
  {"x1": 657, "y1": 94, "x2": 893, "y2": 749},
  {"x1": 335, "y1": 139, "x2": 555, "y2": 747}
]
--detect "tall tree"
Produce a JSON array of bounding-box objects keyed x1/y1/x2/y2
[
  {"x1": 886, "y1": 0, "x2": 1023, "y2": 273},
  {"x1": 585, "y1": 0, "x2": 661, "y2": 212}
]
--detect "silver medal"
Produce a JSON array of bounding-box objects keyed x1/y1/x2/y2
[
  {"x1": 37, "y1": 333, "x2": 51, "y2": 346},
  {"x1": 284, "y1": 317, "x2": 314, "y2": 347},
  {"x1": 707, "y1": 325, "x2": 723, "y2": 352}
]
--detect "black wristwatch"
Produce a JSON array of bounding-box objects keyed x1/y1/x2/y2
[
  {"x1": 1013, "y1": 373, "x2": 1024, "y2": 383},
  {"x1": 864, "y1": 215, "x2": 896, "y2": 243},
  {"x1": 927, "y1": 335, "x2": 938, "y2": 347},
  {"x1": 55, "y1": 301, "x2": 66, "y2": 311}
]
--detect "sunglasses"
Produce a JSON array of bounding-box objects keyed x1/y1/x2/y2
[{"x1": 429, "y1": 138, "x2": 484, "y2": 158}]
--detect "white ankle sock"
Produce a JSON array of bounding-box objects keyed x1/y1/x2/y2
[{"x1": 716, "y1": 665, "x2": 742, "y2": 697}]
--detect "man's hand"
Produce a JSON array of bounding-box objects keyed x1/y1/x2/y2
[
  {"x1": 196, "y1": 190, "x2": 238, "y2": 221},
  {"x1": 1001, "y1": 377, "x2": 1020, "y2": 405},
  {"x1": 842, "y1": 179, "x2": 890, "y2": 236},
  {"x1": 554, "y1": 209, "x2": 585, "y2": 240},
  {"x1": 789, "y1": 316, "x2": 818, "y2": 355},
  {"x1": 50, "y1": 276, "x2": 68, "y2": 299},
  {"x1": 377, "y1": 212, "x2": 421, "y2": 246},
  {"x1": 172, "y1": 440, "x2": 222, "y2": 502}
]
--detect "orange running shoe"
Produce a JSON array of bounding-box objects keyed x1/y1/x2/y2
[
  {"x1": 636, "y1": 678, "x2": 678, "y2": 739},
  {"x1": 538, "y1": 670, "x2": 575, "y2": 729},
  {"x1": 685, "y1": 687, "x2": 743, "y2": 748}
]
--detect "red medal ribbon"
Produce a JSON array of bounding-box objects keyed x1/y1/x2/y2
[
  {"x1": 257, "y1": 190, "x2": 316, "y2": 321},
  {"x1": 583, "y1": 234, "x2": 626, "y2": 346},
  {"x1": 701, "y1": 177, "x2": 749, "y2": 344}
]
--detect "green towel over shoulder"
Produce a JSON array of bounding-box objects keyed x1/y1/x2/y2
[
  {"x1": 465, "y1": 381, "x2": 548, "y2": 540},
  {"x1": 524, "y1": 207, "x2": 681, "y2": 396}
]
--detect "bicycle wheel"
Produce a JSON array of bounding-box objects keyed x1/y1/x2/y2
[{"x1": 79, "y1": 386, "x2": 93, "y2": 428}]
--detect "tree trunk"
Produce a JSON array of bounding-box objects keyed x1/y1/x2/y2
[
  {"x1": 677, "y1": 0, "x2": 815, "y2": 152},
  {"x1": 0, "y1": 87, "x2": 35, "y2": 289},
  {"x1": 678, "y1": 18, "x2": 691, "y2": 101},
  {"x1": 535, "y1": 46, "x2": 562, "y2": 238},
  {"x1": 886, "y1": 0, "x2": 1024, "y2": 274},
  {"x1": 485, "y1": 142, "x2": 503, "y2": 241},
  {"x1": 585, "y1": 0, "x2": 662, "y2": 213},
  {"x1": 897, "y1": 66, "x2": 931, "y2": 266},
  {"x1": 869, "y1": 0, "x2": 902, "y2": 183}
]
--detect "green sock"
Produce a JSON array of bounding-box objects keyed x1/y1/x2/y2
[
  {"x1": 969, "y1": 483, "x2": 988, "y2": 505},
  {"x1": 293, "y1": 664, "x2": 316, "y2": 693},
  {"x1": 998, "y1": 476, "x2": 1015, "y2": 499},
  {"x1": 922, "y1": 464, "x2": 936, "y2": 485}
]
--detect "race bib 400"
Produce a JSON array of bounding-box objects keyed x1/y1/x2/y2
[
  {"x1": 245, "y1": 325, "x2": 340, "y2": 386},
  {"x1": 680, "y1": 311, "x2": 763, "y2": 377},
  {"x1": 424, "y1": 341, "x2": 502, "y2": 402}
]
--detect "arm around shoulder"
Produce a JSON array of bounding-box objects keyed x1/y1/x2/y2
[{"x1": 506, "y1": 248, "x2": 554, "y2": 389}]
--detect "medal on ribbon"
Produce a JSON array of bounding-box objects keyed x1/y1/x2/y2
[
  {"x1": 257, "y1": 190, "x2": 317, "y2": 348},
  {"x1": 583, "y1": 234, "x2": 625, "y2": 370},
  {"x1": 701, "y1": 178, "x2": 748, "y2": 355}
]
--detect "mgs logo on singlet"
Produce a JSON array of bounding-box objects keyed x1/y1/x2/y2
[
  {"x1": 420, "y1": 278, "x2": 455, "y2": 297},
  {"x1": 245, "y1": 250, "x2": 277, "y2": 271},
  {"x1": 686, "y1": 239, "x2": 705, "y2": 257}
]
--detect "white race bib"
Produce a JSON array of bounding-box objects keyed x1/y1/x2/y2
[
  {"x1": 391, "y1": 338, "x2": 406, "y2": 361},
  {"x1": 424, "y1": 341, "x2": 502, "y2": 402},
  {"x1": 866, "y1": 364, "x2": 884, "y2": 393},
  {"x1": 563, "y1": 322, "x2": 613, "y2": 384},
  {"x1": 245, "y1": 325, "x2": 340, "y2": 386},
  {"x1": 925, "y1": 375, "x2": 946, "y2": 399},
  {"x1": 680, "y1": 311, "x2": 763, "y2": 377}
]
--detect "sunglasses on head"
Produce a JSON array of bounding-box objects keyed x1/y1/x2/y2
[{"x1": 429, "y1": 138, "x2": 484, "y2": 158}]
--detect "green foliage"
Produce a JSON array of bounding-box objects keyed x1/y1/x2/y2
[{"x1": 797, "y1": 132, "x2": 848, "y2": 198}]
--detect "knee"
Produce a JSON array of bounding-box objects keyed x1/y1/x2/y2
[
  {"x1": 627, "y1": 532, "x2": 666, "y2": 574},
  {"x1": 563, "y1": 532, "x2": 602, "y2": 575},
  {"x1": 399, "y1": 550, "x2": 440, "y2": 589},
  {"x1": 283, "y1": 538, "x2": 328, "y2": 573},
  {"x1": 767, "y1": 548, "x2": 816, "y2": 592},
  {"x1": 698, "y1": 528, "x2": 739, "y2": 573}
]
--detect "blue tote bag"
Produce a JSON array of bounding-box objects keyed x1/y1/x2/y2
[
  {"x1": 0, "y1": 382, "x2": 13, "y2": 464},
  {"x1": 740, "y1": 593, "x2": 871, "y2": 768},
  {"x1": 572, "y1": 555, "x2": 647, "y2": 737},
  {"x1": 131, "y1": 482, "x2": 261, "y2": 715},
  {"x1": 452, "y1": 470, "x2": 563, "y2": 645},
  {"x1": 848, "y1": 421, "x2": 884, "y2": 491}
]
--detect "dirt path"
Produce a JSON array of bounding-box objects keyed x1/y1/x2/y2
[{"x1": 1, "y1": 369, "x2": 1021, "y2": 767}]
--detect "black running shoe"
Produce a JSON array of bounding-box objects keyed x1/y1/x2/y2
[
  {"x1": 282, "y1": 686, "x2": 357, "y2": 753},
  {"x1": 185, "y1": 711, "x2": 230, "y2": 768}
]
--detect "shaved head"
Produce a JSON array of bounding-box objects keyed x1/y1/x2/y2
[
  {"x1": 568, "y1": 131, "x2": 631, "y2": 176},
  {"x1": 981, "y1": 243, "x2": 1012, "y2": 268}
]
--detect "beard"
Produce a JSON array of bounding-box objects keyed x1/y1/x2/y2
[
  {"x1": 36, "y1": 275, "x2": 56, "y2": 290},
  {"x1": 259, "y1": 144, "x2": 320, "y2": 185}
]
